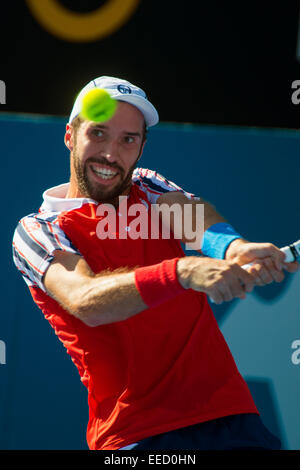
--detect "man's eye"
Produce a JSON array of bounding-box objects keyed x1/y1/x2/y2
[
  {"x1": 93, "y1": 129, "x2": 104, "y2": 137},
  {"x1": 124, "y1": 136, "x2": 134, "y2": 144}
]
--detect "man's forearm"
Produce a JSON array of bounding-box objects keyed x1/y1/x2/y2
[
  {"x1": 74, "y1": 271, "x2": 147, "y2": 326},
  {"x1": 201, "y1": 200, "x2": 226, "y2": 231},
  {"x1": 75, "y1": 255, "x2": 258, "y2": 323},
  {"x1": 76, "y1": 259, "x2": 184, "y2": 326}
]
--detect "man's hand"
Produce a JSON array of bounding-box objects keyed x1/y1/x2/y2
[
  {"x1": 177, "y1": 256, "x2": 256, "y2": 304},
  {"x1": 225, "y1": 239, "x2": 300, "y2": 286}
]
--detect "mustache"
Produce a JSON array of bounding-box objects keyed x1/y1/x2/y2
[{"x1": 85, "y1": 156, "x2": 123, "y2": 173}]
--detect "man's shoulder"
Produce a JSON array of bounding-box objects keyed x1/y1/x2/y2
[
  {"x1": 13, "y1": 209, "x2": 64, "y2": 248},
  {"x1": 132, "y1": 167, "x2": 157, "y2": 179},
  {"x1": 132, "y1": 167, "x2": 166, "y2": 188},
  {"x1": 17, "y1": 210, "x2": 60, "y2": 227}
]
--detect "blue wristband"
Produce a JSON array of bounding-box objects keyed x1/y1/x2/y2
[{"x1": 201, "y1": 222, "x2": 243, "y2": 259}]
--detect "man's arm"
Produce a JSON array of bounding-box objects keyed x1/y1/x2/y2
[
  {"x1": 43, "y1": 250, "x2": 257, "y2": 327},
  {"x1": 156, "y1": 191, "x2": 299, "y2": 284},
  {"x1": 43, "y1": 250, "x2": 147, "y2": 327},
  {"x1": 156, "y1": 191, "x2": 225, "y2": 237}
]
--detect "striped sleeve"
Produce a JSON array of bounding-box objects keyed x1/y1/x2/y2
[
  {"x1": 12, "y1": 214, "x2": 81, "y2": 292},
  {"x1": 132, "y1": 168, "x2": 200, "y2": 204}
]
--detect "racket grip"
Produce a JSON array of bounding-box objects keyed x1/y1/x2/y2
[{"x1": 281, "y1": 245, "x2": 297, "y2": 263}]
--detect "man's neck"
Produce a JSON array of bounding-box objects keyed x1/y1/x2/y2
[
  {"x1": 65, "y1": 179, "x2": 83, "y2": 199},
  {"x1": 65, "y1": 180, "x2": 132, "y2": 209}
]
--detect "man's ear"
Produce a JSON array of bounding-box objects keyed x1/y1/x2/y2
[{"x1": 64, "y1": 123, "x2": 74, "y2": 151}]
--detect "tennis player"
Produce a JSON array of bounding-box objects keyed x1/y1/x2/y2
[{"x1": 12, "y1": 76, "x2": 299, "y2": 450}]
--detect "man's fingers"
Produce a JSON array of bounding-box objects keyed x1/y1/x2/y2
[
  {"x1": 283, "y1": 261, "x2": 300, "y2": 273},
  {"x1": 208, "y1": 280, "x2": 246, "y2": 304},
  {"x1": 245, "y1": 258, "x2": 286, "y2": 286},
  {"x1": 261, "y1": 258, "x2": 285, "y2": 283},
  {"x1": 271, "y1": 249, "x2": 285, "y2": 271},
  {"x1": 229, "y1": 276, "x2": 247, "y2": 299},
  {"x1": 208, "y1": 288, "x2": 223, "y2": 305},
  {"x1": 274, "y1": 253, "x2": 286, "y2": 271},
  {"x1": 246, "y1": 265, "x2": 265, "y2": 286},
  {"x1": 236, "y1": 266, "x2": 256, "y2": 292},
  {"x1": 207, "y1": 249, "x2": 298, "y2": 305},
  {"x1": 254, "y1": 263, "x2": 273, "y2": 285},
  {"x1": 240, "y1": 243, "x2": 285, "y2": 270},
  {"x1": 216, "y1": 267, "x2": 250, "y2": 302},
  {"x1": 217, "y1": 282, "x2": 235, "y2": 302}
]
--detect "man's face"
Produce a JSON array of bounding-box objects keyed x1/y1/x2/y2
[{"x1": 69, "y1": 101, "x2": 146, "y2": 204}]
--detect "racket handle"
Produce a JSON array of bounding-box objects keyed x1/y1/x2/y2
[
  {"x1": 281, "y1": 245, "x2": 297, "y2": 263},
  {"x1": 280, "y1": 240, "x2": 300, "y2": 263}
]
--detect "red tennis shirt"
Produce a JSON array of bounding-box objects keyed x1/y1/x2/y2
[{"x1": 12, "y1": 168, "x2": 258, "y2": 450}]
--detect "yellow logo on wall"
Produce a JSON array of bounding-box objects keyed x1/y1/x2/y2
[{"x1": 25, "y1": 0, "x2": 140, "y2": 42}]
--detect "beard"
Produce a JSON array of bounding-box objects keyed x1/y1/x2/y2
[{"x1": 72, "y1": 150, "x2": 140, "y2": 207}]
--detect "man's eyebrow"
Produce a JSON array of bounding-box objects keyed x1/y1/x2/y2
[
  {"x1": 91, "y1": 124, "x2": 108, "y2": 130},
  {"x1": 91, "y1": 125, "x2": 142, "y2": 137},
  {"x1": 124, "y1": 131, "x2": 142, "y2": 137}
]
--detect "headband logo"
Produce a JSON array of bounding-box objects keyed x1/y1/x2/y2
[{"x1": 118, "y1": 85, "x2": 132, "y2": 94}]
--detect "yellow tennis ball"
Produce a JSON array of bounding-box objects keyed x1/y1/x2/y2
[{"x1": 80, "y1": 88, "x2": 117, "y2": 123}]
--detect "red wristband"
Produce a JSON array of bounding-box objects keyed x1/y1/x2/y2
[{"x1": 134, "y1": 258, "x2": 185, "y2": 308}]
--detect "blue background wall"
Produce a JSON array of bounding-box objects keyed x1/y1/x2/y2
[{"x1": 0, "y1": 114, "x2": 299, "y2": 449}]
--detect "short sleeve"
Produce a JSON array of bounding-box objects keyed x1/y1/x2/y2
[
  {"x1": 132, "y1": 168, "x2": 200, "y2": 204},
  {"x1": 12, "y1": 214, "x2": 81, "y2": 292}
]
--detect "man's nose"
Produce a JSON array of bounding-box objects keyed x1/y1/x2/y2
[{"x1": 101, "y1": 140, "x2": 119, "y2": 162}]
